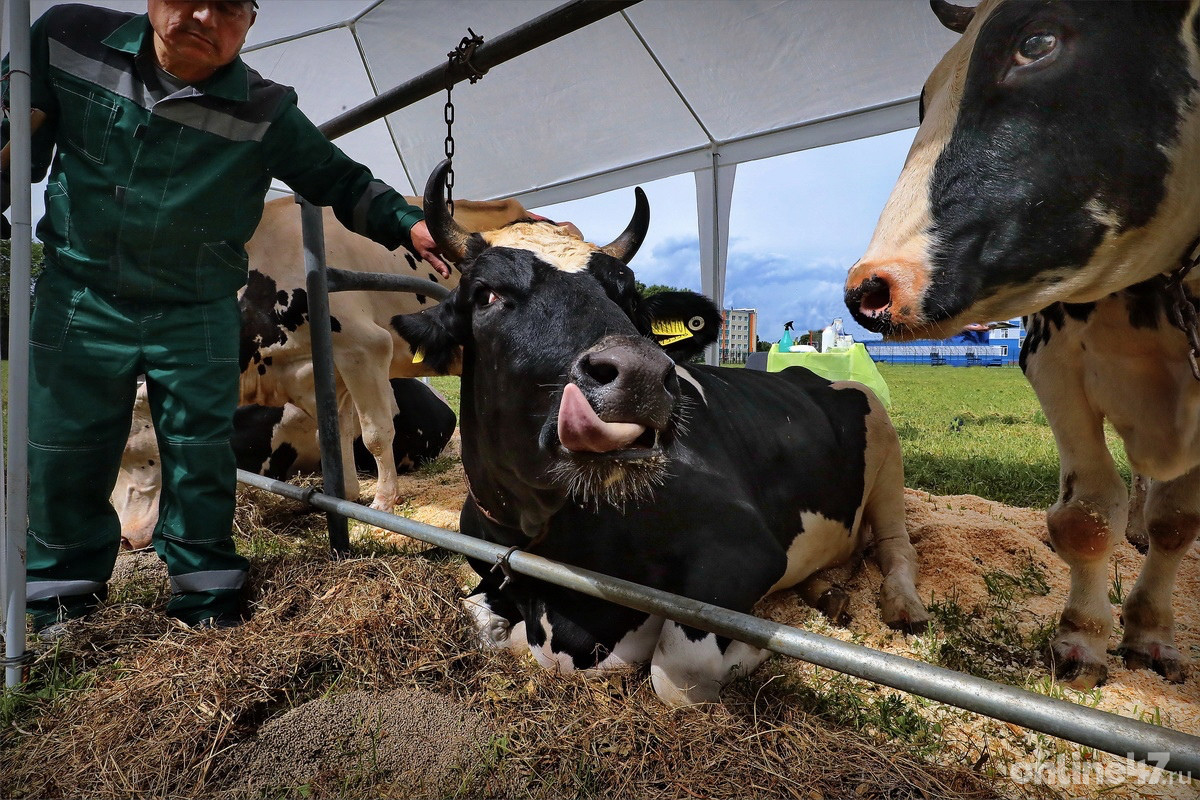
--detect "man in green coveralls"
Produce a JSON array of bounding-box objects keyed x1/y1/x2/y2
[{"x1": 6, "y1": 0, "x2": 447, "y2": 631}]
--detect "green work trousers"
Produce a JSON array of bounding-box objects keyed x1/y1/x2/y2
[{"x1": 25, "y1": 268, "x2": 249, "y2": 628}]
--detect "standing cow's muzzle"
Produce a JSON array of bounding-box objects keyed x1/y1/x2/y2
[
  {"x1": 557, "y1": 335, "x2": 676, "y2": 455},
  {"x1": 843, "y1": 261, "x2": 929, "y2": 338}
]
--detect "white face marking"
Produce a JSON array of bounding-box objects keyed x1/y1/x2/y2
[
  {"x1": 462, "y1": 593, "x2": 522, "y2": 651},
  {"x1": 482, "y1": 223, "x2": 598, "y2": 273},
  {"x1": 767, "y1": 511, "x2": 860, "y2": 594},
  {"x1": 674, "y1": 365, "x2": 706, "y2": 404}
]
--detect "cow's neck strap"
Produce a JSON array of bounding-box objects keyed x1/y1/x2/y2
[{"x1": 1164, "y1": 241, "x2": 1200, "y2": 381}]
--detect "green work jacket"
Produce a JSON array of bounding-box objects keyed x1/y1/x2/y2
[{"x1": 6, "y1": 4, "x2": 425, "y2": 303}]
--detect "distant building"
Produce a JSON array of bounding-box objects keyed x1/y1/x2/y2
[
  {"x1": 720, "y1": 308, "x2": 757, "y2": 364},
  {"x1": 864, "y1": 319, "x2": 1025, "y2": 366}
]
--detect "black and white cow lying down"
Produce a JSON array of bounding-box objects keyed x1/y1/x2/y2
[
  {"x1": 844, "y1": 0, "x2": 1200, "y2": 688},
  {"x1": 394, "y1": 162, "x2": 927, "y2": 706}
]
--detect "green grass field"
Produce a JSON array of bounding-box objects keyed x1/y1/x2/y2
[{"x1": 435, "y1": 363, "x2": 1131, "y2": 511}]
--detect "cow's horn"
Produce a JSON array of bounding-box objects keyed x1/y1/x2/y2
[
  {"x1": 422, "y1": 159, "x2": 472, "y2": 262},
  {"x1": 930, "y1": 0, "x2": 975, "y2": 33},
  {"x1": 598, "y1": 187, "x2": 650, "y2": 264}
]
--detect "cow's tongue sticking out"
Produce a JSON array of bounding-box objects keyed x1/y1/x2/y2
[{"x1": 557, "y1": 383, "x2": 646, "y2": 453}]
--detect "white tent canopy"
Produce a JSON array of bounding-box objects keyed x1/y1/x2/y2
[{"x1": 28, "y1": 0, "x2": 958, "y2": 310}]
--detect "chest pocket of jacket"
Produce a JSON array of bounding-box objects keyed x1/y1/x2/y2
[{"x1": 52, "y1": 80, "x2": 121, "y2": 164}]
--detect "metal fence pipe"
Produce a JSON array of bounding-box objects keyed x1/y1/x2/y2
[
  {"x1": 318, "y1": 0, "x2": 640, "y2": 140},
  {"x1": 325, "y1": 267, "x2": 450, "y2": 300},
  {"x1": 297, "y1": 199, "x2": 350, "y2": 554},
  {"x1": 237, "y1": 470, "x2": 1200, "y2": 777}
]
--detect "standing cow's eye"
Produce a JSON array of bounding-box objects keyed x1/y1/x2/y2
[{"x1": 1015, "y1": 32, "x2": 1057, "y2": 65}]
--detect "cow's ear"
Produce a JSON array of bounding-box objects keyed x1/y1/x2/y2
[
  {"x1": 390, "y1": 289, "x2": 468, "y2": 374},
  {"x1": 638, "y1": 291, "x2": 722, "y2": 363}
]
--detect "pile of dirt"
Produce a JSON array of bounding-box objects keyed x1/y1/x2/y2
[{"x1": 218, "y1": 689, "x2": 491, "y2": 798}]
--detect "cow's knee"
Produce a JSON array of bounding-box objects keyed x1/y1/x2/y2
[
  {"x1": 1145, "y1": 513, "x2": 1200, "y2": 554},
  {"x1": 1047, "y1": 501, "x2": 1117, "y2": 562}
]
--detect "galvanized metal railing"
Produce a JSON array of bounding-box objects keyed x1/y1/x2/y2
[{"x1": 238, "y1": 469, "x2": 1200, "y2": 778}]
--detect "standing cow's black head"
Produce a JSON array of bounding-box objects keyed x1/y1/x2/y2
[
  {"x1": 392, "y1": 162, "x2": 720, "y2": 519},
  {"x1": 844, "y1": 0, "x2": 1200, "y2": 339}
]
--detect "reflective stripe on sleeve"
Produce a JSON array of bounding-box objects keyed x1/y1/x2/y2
[{"x1": 352, "y1": 180, "x2": 392, "y2": 236}]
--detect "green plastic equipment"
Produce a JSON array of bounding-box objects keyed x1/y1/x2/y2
[{"x1": 766, "y1": 341, "x2": 891, "y2": 407}]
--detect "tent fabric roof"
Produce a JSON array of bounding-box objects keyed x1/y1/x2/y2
[{"x1": 31, "y1": 0, "x2": 959, "y2": 205}]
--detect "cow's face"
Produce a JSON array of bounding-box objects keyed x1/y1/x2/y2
[
  {"x1": 394, "y1": 162, "x2": 719, "y2": 507},
  {"x1": 845, "y1": 0, "x2": 1200, "y2": 339}
]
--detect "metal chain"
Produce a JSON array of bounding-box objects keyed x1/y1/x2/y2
[
  {"x1": 1164, "y1": 246, "x2": 1200, "y2": 381},
  {"x1": 443, "y1": 29, "x2": 486, "y2": 217}
]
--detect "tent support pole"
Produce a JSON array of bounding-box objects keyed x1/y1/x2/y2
[{"x1": 4, "y1": 0, "x2": 33, "y2": 688}]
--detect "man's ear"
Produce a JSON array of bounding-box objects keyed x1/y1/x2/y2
[
  {"x1": 390, "y1": 289, "x2": 468, "y2": 374},
  {"x1": 637, "y1": 291, "x2": 722, "y2": 363}
]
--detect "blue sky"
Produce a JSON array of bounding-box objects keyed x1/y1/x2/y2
[{"x1": 534, "y1": 127, "x2": 919, "y2": 344}]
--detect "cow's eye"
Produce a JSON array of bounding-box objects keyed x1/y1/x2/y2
[
  {"x1": 475, "y1": 287, "x2": 501, "y2": 307},
  {"x1": 1015, "y1": 32, "x2": 1056, "y2": 65}
]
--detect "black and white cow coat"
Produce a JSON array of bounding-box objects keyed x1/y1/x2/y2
[
  {"x1": 395, "y1": 163, "x2": 927, "y2": 706},
  {"x1": 843, "y1": 0, "x2": 1200, "y2": 688}
]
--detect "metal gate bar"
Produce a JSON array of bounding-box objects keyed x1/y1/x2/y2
[{"x1": 238, "y1": 469, "x2": 1200, "y2": 778}]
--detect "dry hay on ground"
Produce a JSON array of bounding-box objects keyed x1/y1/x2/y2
[
  {"x1": 1, "y1": 523, "x2": 989, "y2": 800},
  {"x1": 3, "y1": 451, "x2": 1197, "y2": 800}
]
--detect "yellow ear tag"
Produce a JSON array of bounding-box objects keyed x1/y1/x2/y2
[
  {"x1": 651, "y1": 319, "x2": 692, "y2": 347},
  {"x1": 651, "y1": 319, "x2": 693, "y2": 347},
  {"x1": 411, "y1": 347, "x2": 425, "y2": 365}
]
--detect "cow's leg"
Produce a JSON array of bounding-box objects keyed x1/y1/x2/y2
[
  {"x1": 1124, "y1": 473, "x2": 1151, "y2": 554},
  {"x1": 1116, "y1": 468, "x2": 1199, "y2": 683},
  {"x1": 857, "y1": 388, "x2": 928, "y2": 632},
  {"x1": 1043, "y1": 425, "x2": 1127, "y2": 689},
  {"x1": 796, "y1": 560, "x2": 860, "y2": 626},
  {"x1": 650, "y1": 622, "x2": 770, "y2": 706},
  {"x1": 333, "y1": 323, "x2": 399, "y2": 510}
]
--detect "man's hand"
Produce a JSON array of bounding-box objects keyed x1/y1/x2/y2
[{"x1": 409, "y1": 220, "x2": 451, "y2": 278}]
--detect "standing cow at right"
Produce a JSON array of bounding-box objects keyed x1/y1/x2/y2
[{"x1": 844, "y1": 0, "x2": 1200, "y2": 689}]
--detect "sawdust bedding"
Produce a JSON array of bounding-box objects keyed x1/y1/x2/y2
[{"x1": 366, "y1": 435, "x2": 1200, "y2": 800}]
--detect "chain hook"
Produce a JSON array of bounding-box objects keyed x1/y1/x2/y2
[{"x1": 443, "y1": 28, "x2": 486, "y2": 217}]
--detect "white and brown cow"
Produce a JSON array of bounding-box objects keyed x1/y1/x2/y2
[
  {"x1": 237, "y1": 194, "x2": 528, "y2": 513},
  {"x1": 844, "y1": 0, "x2": 1200, "y2": 688},
  {"x1": 114, "y1": 377, "x2": 457, "y2": 550},
  {"x1": 394, "y1": 162, "x2": 927, "y2": 706}
]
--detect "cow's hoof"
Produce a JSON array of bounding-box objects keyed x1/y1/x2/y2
[
  {"x1": 120, "y1": 534, "x2": 153, "y2": 551},
  {"x1": 815, "y1": 588, "x2": 852, "y2": 627},
  {"x1": 1117, "y1": 642, "x2": 1188, "y2": 684},
  {"x1": 369, "y1": 496, "x2": 398, "y2": 512},
  {"x1": 886, "y1": 613, "x2": 929, "y2": 635},
  {"x1": 1048, "y1": 642, "x2": 1108, "y2": 690},
  {"x1": 879, "y1": 576, "x2": 930, "y2": 634}
]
